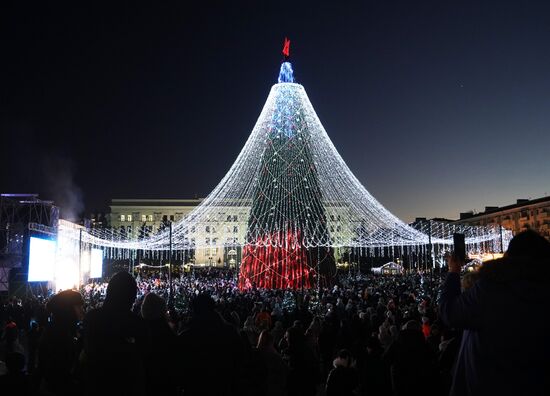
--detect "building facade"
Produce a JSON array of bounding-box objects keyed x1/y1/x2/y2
[
  {"x1": 455, "y1": 197, "x2": 550, "y2": 240},
  {"x1": 109, "y1": 199, "x2": 203, "y2": 236},
  {"x1": 107, "y1": 198, "x2": 353, "y2": 266},
  {"x1": 108, "y1": 198, "x2": 247, "y2": 266}
]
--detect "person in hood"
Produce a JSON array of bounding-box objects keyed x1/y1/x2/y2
[{"x1": 439, "y1": 229, "x2": 550, "y2": 396}]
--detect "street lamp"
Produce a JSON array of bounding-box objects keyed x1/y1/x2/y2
[{"x1": 168, "y1": 221, "x2": 173, "y2": 306}]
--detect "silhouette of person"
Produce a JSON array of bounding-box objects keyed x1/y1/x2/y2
[
  {"x1": 177, "y1": 293, "x2": 244, "y2": 395},
  {"x1": 140, "y1": 292, "x2": 178, "y2": 396},
  {"x1": 37, "y1": 289, "x2": 84, "y2": 395},
  {"x1": 325, "y1": 349, "x2": 359, "y2": 396},
  {"x1": 0, "y1": 351, "x2": 32, "y2": 396},
  {"x1": 81, "y1": 271, "x2": 149, "y2": 396},
  {"x1": 440, "y1": 230, "x2": 550, "y2": 395}
]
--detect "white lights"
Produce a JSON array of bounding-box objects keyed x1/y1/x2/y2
[
  {"x1": 28, "y1": 237, "x2": 56, "y2": 282},
  {"x1": 61, "y1": 74, "x2": 510, "y2": 256},
  {"x1": 90, "y1": 248, "x2": 103, "y2": 278}
]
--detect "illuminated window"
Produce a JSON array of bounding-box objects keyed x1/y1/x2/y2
[
  {"x1": 120, "y1": 215, "x2": 125, "y2": 222},
  {"x1": 127, "y1": 215, "x2": 132, "y2": 222},
  {"x1": 141, "y1": 214, "x2": 147, "y2": 222},
  {"x1": 147, "y1": 214, "x2": 153, "y2": 222}
]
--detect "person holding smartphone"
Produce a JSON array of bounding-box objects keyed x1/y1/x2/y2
[{"x1": 439, "y1": 230, "x2": 550, "y2": 396}]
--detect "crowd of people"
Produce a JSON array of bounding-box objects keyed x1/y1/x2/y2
[{"x1": 0, "y1": 229, "x2": 548, "y2": 395}]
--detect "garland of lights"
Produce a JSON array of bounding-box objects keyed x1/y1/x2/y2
[{"x1": 63, "y1": 61, "x2": 512, "y2": 260}]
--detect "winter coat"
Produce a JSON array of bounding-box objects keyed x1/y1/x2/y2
[{"x1": 439, "y1": 257, "x2": 550, "y2": 396}]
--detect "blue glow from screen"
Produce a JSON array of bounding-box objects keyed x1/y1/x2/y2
[{"x1": 28, "y1": 236, "x2": 56, "y2": 282}]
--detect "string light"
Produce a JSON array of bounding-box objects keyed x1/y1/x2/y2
[{"x1": 64, "y1": 61, "x2": 511, "y2": 262}]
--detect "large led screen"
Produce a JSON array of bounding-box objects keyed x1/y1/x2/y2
[
  {"x1": 28, "y1": 236, "x2": 56, "y2": 282},
  {"x1": 90, "y1": 248, "x2": 103, "y2": 278}
]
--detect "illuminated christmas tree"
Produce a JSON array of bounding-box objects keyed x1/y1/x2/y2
[
  {"x1": 238, "y1": 43, "x2": 335, "y2": 288},
  {"x1": 77, "y1": 39, "x2": 512, "y2": 286}
]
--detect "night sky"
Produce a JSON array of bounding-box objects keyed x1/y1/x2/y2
[{"x1": 2, "y1": 1, "x2": 550, "y2": 222}]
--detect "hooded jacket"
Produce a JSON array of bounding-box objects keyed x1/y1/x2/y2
[{"x1": 439, "y1": 256, "x2": 550, "y2": 396}]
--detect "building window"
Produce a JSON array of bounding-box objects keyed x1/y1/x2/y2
[
  {"x1": 233, "y1": 215, "x2": 238, "y2": 221},
  {"x1": 227, "y1": 215, "x2": 232, "y2": 222},
  {"x1": 170, "y1": 215, "x2": 174, "y2": 221},
  {"x1": 127, "y1": 226, "x2": 132, "y2": 234},
  {"x1": 206, "y1": 226, "x2": 210, "y2": 233},
  {"x1": 233, "y1": 226, "x2": 238, "y2": 233},
  {"x1": 211, "y1": 248, "x2": 218, "y2": 255},
  {"x1": 162, "y1": 215, "x2": 168, "y2": 222},
  {"x1": 148, "y1": 214, "x2": 153, "y2": 222},
  {"x1": 120, "y1": 215, "x2": 126, "y2": 222},
  {"x1": 141, "y1": 214, "x2": 147, "y2": 222},
  {"x1": 127, "y1": 215, "x2": 132, "y2": 222}
]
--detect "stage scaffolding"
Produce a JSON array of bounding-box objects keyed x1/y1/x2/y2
[{"x1": 0, "y1": 194, "x2": 59, "y2": 294}]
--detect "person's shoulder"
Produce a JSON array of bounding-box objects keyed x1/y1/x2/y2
[{"x1": 84, "y1": 306, "x2": 104, "y2": 322}]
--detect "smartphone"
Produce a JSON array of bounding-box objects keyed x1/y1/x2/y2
[{"x1": 453, "y1": 233, "x2": 466, "y2": 262}]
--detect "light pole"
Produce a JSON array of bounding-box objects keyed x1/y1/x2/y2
[{"x1": 168, "y1": 221, "x2": 173, "y2": 306}]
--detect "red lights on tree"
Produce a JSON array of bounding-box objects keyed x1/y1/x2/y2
[{"x1": 239, "y1": 229, "x2": 314, "y2": 290}]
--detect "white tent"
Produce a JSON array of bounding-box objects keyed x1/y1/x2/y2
[{"x1": 372, "y1": 261, "x2": 404, "y2": 275}]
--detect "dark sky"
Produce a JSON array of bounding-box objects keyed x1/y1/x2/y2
[{"x1": 2, "y1": 1, "x2": 550, "y2": 222}]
